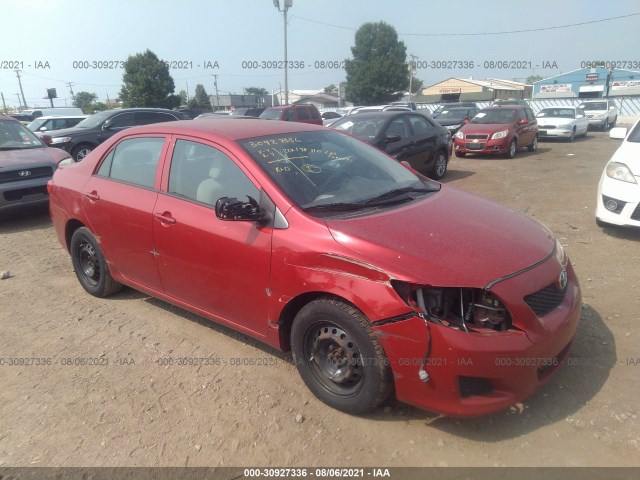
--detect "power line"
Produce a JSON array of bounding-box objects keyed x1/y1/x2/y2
[{"x1": 291, "y1": 12, "x2": 640, "y2": 36}]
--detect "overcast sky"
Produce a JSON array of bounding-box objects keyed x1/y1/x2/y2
[{"x1": 1, "y1": 0, "x2": 638, "y2": 109}]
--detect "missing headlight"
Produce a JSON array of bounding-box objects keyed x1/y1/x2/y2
[{"x1": 392, "y1": 282, "x2": 512, "y2": 332}]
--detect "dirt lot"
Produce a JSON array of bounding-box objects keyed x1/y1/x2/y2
[{"x1": 1, "y1": 129, "x2": 639, "y2": 468}]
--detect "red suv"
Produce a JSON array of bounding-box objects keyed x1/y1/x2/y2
[
  {"x1": 259, "y1": 104, "x2": 322, "y2": 125},
  {"x1": 453, "y1": 105, "x2": 538, "y2": 159}
]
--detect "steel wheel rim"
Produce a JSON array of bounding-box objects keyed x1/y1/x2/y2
[
  {"x1": 531, "y1": 137, "x2": 538, "y2": 150},
  {"x1": 509, "y1": 141, "x2": 516, "y2": 157},
  {"x1": 77, "y1": 241, "x2": 100, "y2": 287},
  {"x1": 304, "y1": 322, "x2": 364, "y2": 396}
]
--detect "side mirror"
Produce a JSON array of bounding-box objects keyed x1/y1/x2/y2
[
  {"x1": 40, "y1": 134, "x2": 53, "y2": 145},
  {"x1": 39, "y1": 126, "x2": 48, "y2": 131},
  {"x1": 384, "y1": 133, "x2": 402, "y2": 144},
  {"x1": 215, "y1": 195, "x2": 265, "y2": 222},
  {"x1": 609, "y1": 127, "x2": 627, "y2": 140},
  {"x1": 102, "y1": 120, "x2": 112, "y2": 130}
]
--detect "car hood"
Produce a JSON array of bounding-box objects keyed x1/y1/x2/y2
[
  {"x1": 435, "y1": 118, "x2": 465, "y2": 126},
  {"x1": 610, "y1": 139, "x2": 640, "y2": 176},
  {"x1": 0, "y1": 146, "x2": 69, "y2": 168},
  {"x1": 324, "y1": 185, "x2": 555, "y2": 288},
  {"x1": 460, "y1": 123, "x2": 514, "y2": 134},
  {"x1": 536, "y1": 117, "x2": 574, "y2": 126},
  {"x1": 49, "y1": 126, "x2": 89, "y2": 138}
]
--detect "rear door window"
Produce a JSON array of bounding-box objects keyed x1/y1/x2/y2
[{"x1": 97, "y1": 137, "x2": 165, "y2": 189}]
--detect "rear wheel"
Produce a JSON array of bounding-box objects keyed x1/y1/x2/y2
[
  {"x1": 429, "y1": 150, "x2": 448, "y2": 180},
  {"x1": 70, "y1": 227, "x2": 122, "y2": 297},
  {"x1": 291, "y1": 298, "x2": 393, "y2": 414},
  {"x1": 603, "y1": 118, "x2": 610, "y2": 130},
  {"x1": 527, "y1": 135, "x2": 538, "y2": 152},
  {"x1": 568, "y1": 128, "x2": 576, "y2": 142}
]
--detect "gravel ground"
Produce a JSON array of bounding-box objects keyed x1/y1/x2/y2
[{"x1": 0, "y1": 129, "x2": 639, "y2": 467}]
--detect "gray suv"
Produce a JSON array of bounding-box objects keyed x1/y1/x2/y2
[{"x1": 49, "y1": 108, "x2": 185, "y2": 161}]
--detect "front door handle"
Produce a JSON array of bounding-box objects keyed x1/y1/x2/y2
[
  {"x1": 154, "y1": 212, "x2": 176, "y2": 225},
  {"x1": 85, "y1": 191, "x2": 100, "y2": 201}
]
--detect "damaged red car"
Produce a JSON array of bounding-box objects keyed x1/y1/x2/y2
[{"x1": 49, "y1": 119, "x2": 581, "y2": 417}]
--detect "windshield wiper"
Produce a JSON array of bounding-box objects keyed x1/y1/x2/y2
[
  {"x1": 302, "y1": 202, "x2": 370, "y2": 213},
  {"x1": 363, "y1": 186, "x2": 440, "y2": 205}
]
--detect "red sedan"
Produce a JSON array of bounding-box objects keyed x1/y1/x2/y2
[{"x1": 49, "y1": 119, "x2": 580, "y2": 417}]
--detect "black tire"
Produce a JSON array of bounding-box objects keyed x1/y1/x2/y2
[
  {"x1": 290, "y1": 298, "x2": 392, "y2": 414},
  {"x1": 455, "y1": 152, "x2": 466, "y2": 158},
  {"x1": 72, "y1": 143, "x2": 94, "y2": 161},
  {"x1": 429, "y1": 150, "x2": 448, "y2": 180},
  {"x1": 70, "y1": 227, "x2": 123, "y2": 297},
  {"x1": 506, "y1": 139, "x2": 517, "y2": 159},
  {"x1": 603, "y1": 118, "x2": 610, "y2": 130},
  {"x1": 611, "y1": 116, "x2": 617, "y2": 128},
  {"x1": 568, "y1": 128, "x2": 575, "y2": 142},
  {"x1": 527, "y1": 135, "x2": 538, "y2": 152}
]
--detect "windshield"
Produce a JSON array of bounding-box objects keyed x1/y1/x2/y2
[
  {"x1": 580, "y1": 102, "x2": 607, "y2": 111},
  {"x1": 471, "y1": 109, "x2": 516, "y2": 124},
  {"x1": 436, "y1": 109, "x2": 469, "y2": 120},
  {"x1": 627, "y1": 122, "x2": 640, "y2": 143},
  {"x1": 259, "y1": 109, "x2": 284, "y2": 120},
  {"x1": 0, "y1": 120, "x2": 44, "y2": 150},
  {"x1": 27, "y1": 118, "x2": 48, "y2": 130},
  {"x1": 239, "y1": 130, "x2": 438, "y2": 214},
  {"x1": 331, "y1": 118, "x2": 386, "y2": 141},
  {"x1": 74, "y1": 110, "x2": 113, "y2": 129},
  {"x1": 537, "y1": 108, "x2": 576, "y2": 119}
]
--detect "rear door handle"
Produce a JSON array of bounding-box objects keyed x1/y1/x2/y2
[
  {"x1": 85, "y1": 191, "x2": 100, "y2": 201},
  {"x1": 154, "y1": 212, "x2": 176, "y2": 225}
]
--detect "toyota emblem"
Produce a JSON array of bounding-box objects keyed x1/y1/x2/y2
[
  {"x1": 18, "y1": 170, "x2": 32, "y2": 177},
  {"x1": 558, "y1": 270, "x2": 568, "y2": 290}
]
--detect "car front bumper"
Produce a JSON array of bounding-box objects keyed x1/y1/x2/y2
[
  {"x1": 538, "y1": 127, "x2": 573, "y2": 138},
  {"x1": 373, "y1": 258, "x2": 581, "y2": 417},
  {"x1": 596, "y1": 174, "x2": 640, "y2": 227},
  {"x1": 454, "y1": 137, "x2": 511, "y2": 155}
]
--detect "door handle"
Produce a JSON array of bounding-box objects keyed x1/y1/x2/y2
[
  {"x1": 85, "y1": 191, "x2": 100, "y2": 201},
  {"x1": 154, "y1": 212, "x2": 176, "y2": 224}
]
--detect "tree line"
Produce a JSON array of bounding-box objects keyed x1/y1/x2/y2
[{"x1": 74, "y1": 21, "x2": 424, "y2": 112}]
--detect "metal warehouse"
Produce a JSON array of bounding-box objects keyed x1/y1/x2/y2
[{"x1": 533, "y1": 67, "x2": 640, "y2": 98}]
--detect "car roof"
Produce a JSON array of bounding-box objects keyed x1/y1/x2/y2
[
  {"x1": 264, "y1": 105, "x2": 314, "y2": 111},
  {"x1": 0, "y1": 115, "x2": 20, "y2": 122},
  {"x1": 341, "y1": 111, "x2": 429, "y2": 120},
  {"x1": 481, "y1": 105, "x2": 525, "y2": 110},
  {"x1": 32, "y1": 115, "x2": 88, "y2": 119},
  {"x1": 122, "y1": 118, "x2": 325, "y2": 141}
]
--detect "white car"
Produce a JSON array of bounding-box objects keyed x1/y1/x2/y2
[
  {"x1": 536, "y1": 107, "x2": 589, "y2": 142},
  {"x1": 595, "y1": 119, "x2": 640, "y2": 228},
  {"x1": 579, "y1": 99, "x2": 618, "y2": 130}
]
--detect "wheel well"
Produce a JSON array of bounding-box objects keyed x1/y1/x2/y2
[
  {"x1": 65, "y1": 219, "x2": 85, "y2": 251},
  {"x1": 278, "y1": 292, "x2": 359, "y2": 352}
]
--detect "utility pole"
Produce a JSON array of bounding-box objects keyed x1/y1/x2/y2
[
  {"x1": 212, "y1": 74, "x2": 220, "y2": 110},
  {"x1": 273, "y1": 0, "x2": 293, "y2": 105},
  {"x1": 66, "y1": 82, "x2": 75, "y2": 104},
  {"x1": 408, "y1": 54, "x2": 418, "y2": 105},
  {"x1": 16, "y1": 93, "x2": 22, "y2": 110},
  {"x1": 15, "y1": 70, "x2": 27, "y2": 109},
  {"x1": 1, "y1": 92, "x2": 6, "y2": 112}
]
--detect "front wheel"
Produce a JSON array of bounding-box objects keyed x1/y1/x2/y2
[
  {"x1": 429, "y1": 151, "x2": 448, "y2": 180},
  {"x1": 291, "y1": 298, "x2": 392, "y2": 414},
  {"x1": 72, "y1": 144, "x2": 94, "y2": 161},
  {"x1": 527, "y1": 135, "x2": 538, "y2": 152},
  {"x1": 70, "y1": 227, "x2": 123, "y2": 297},
  {"x1": 568, "y1": 128, "x2": 575, "y2": 142},
  {"x1": 506, "y1": 139, "x2": 517, "y2": 158},
  {"x1": 603, "y1": 118, "x2": 610, "y2": 130}
]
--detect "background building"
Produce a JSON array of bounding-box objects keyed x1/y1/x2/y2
[
  {"x1": 419, "y1": 78, "x2": 532, "y2": 103},
  {"x1": 533, "y1": 67, "x2": 640, "y2": 98}
]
